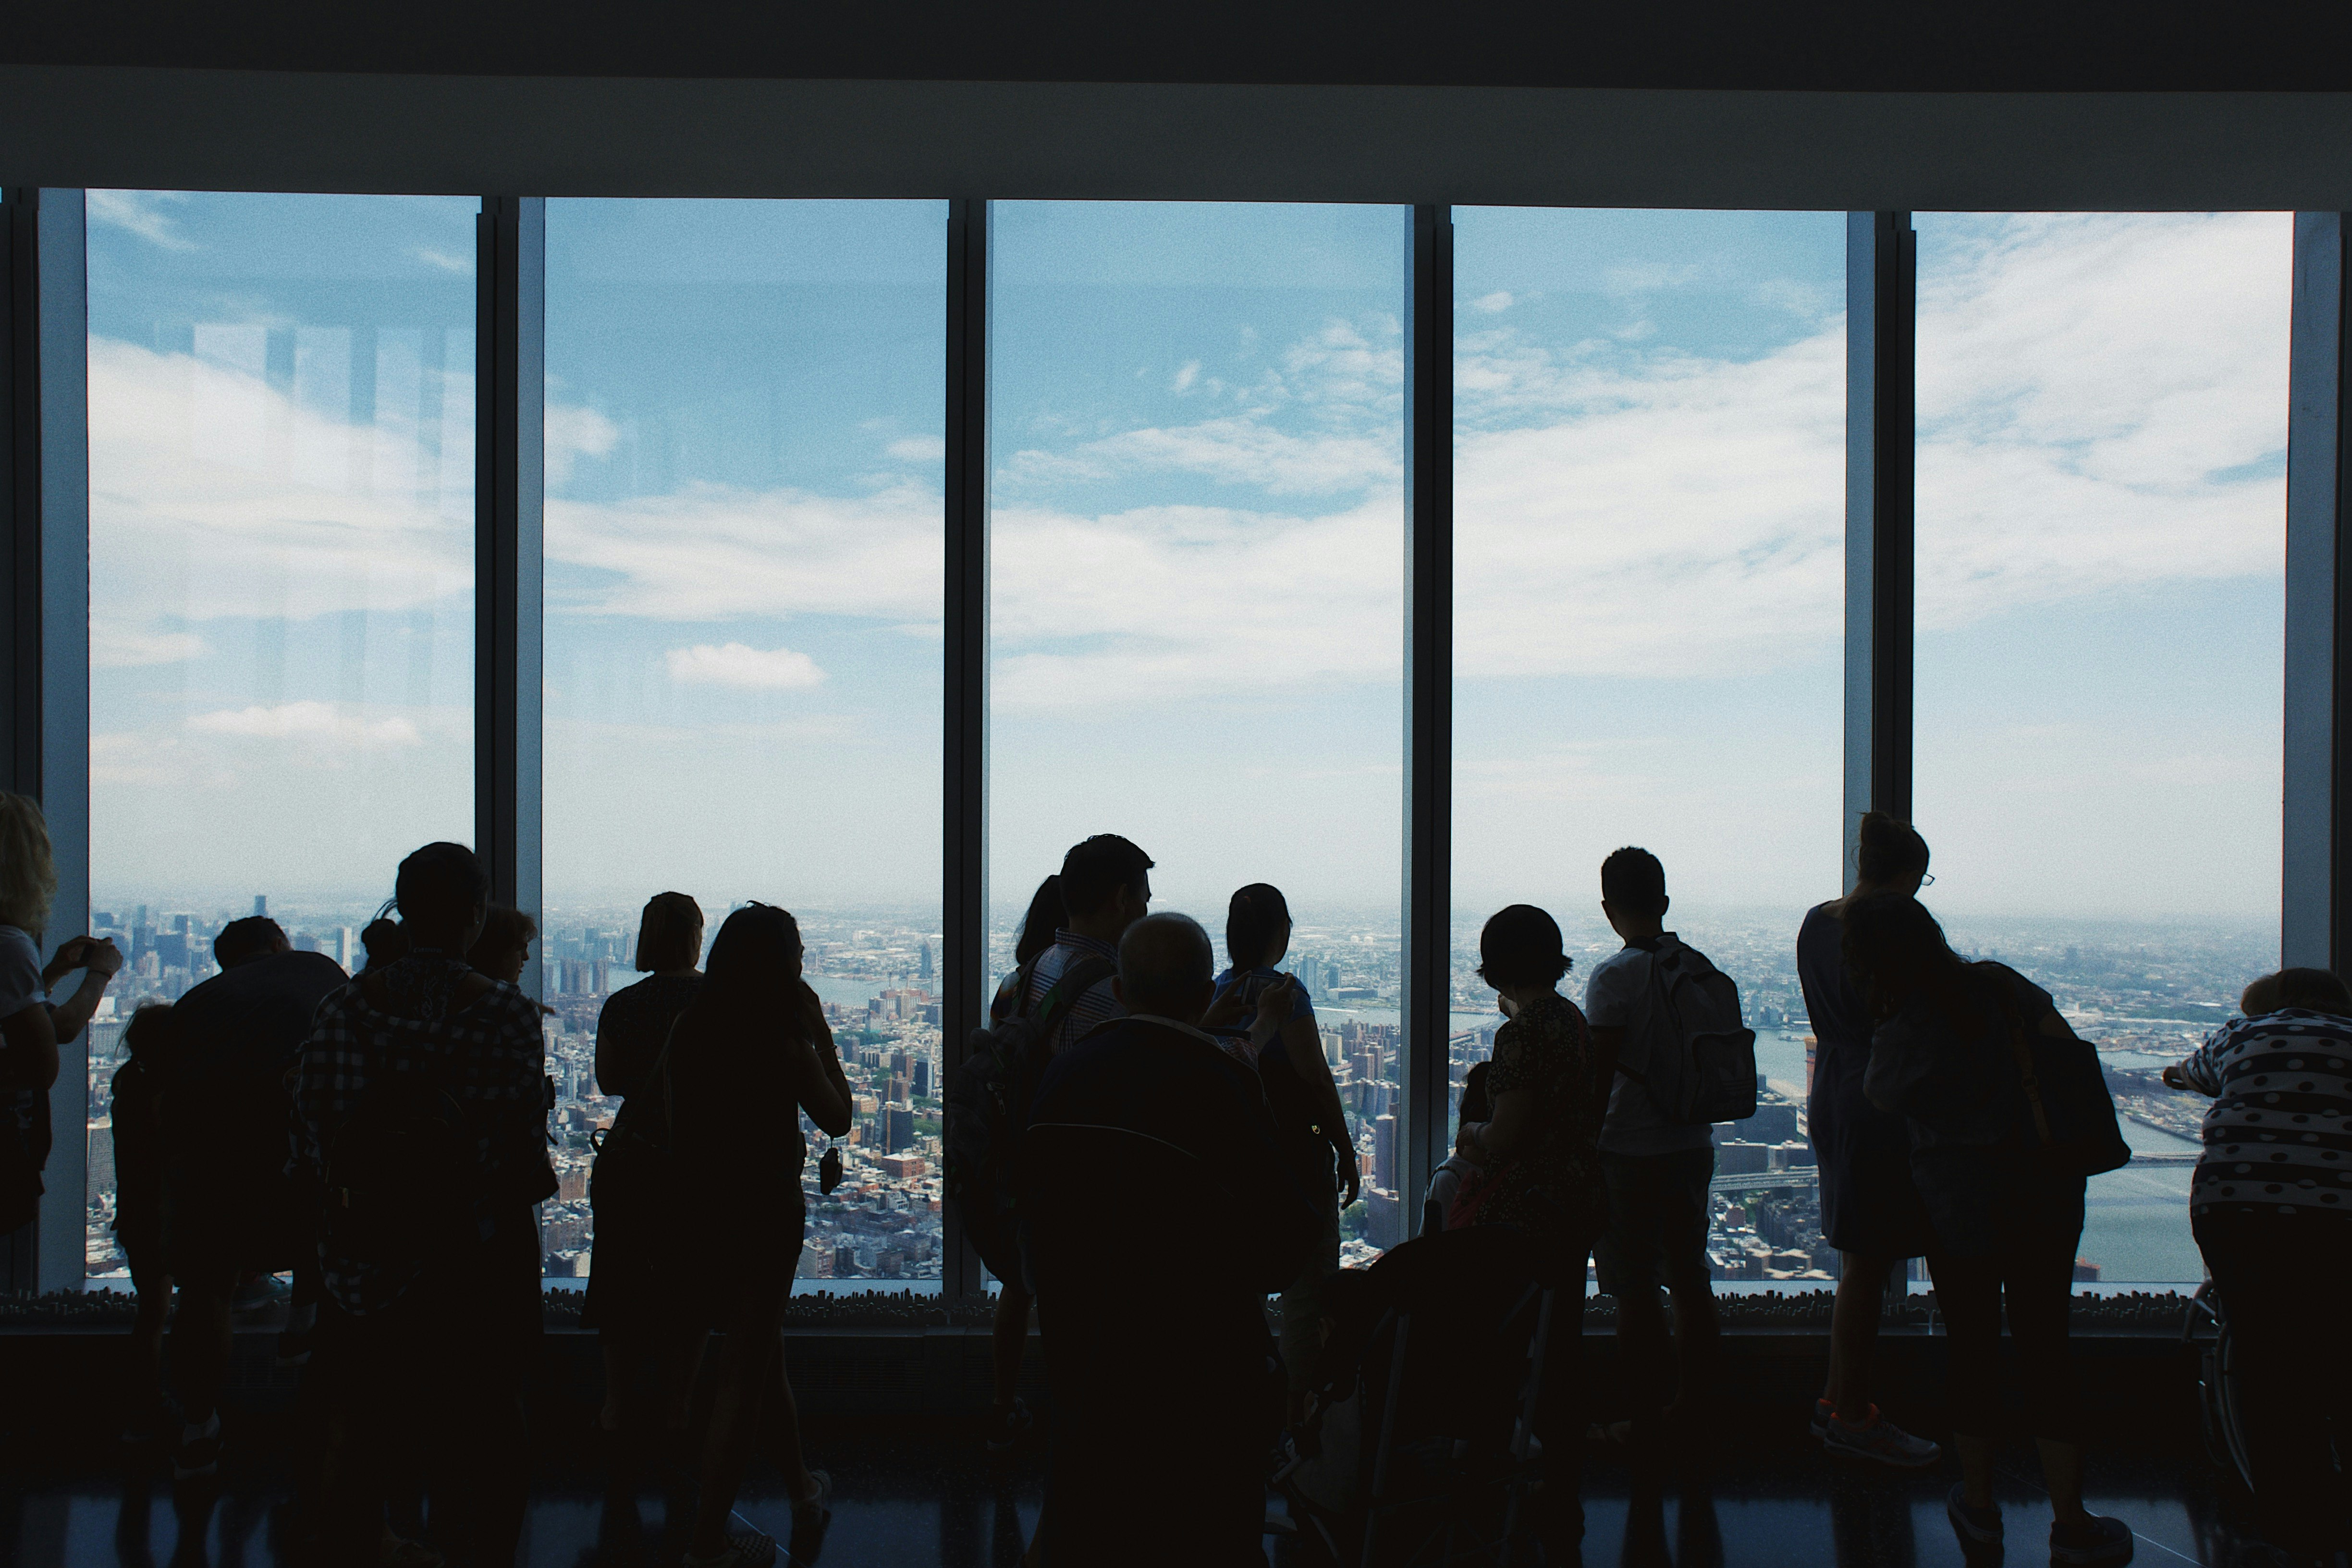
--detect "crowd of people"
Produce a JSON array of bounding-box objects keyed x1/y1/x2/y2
[{"x1": 0, "y1": 796, "x2": 2342, "y2": 1568}]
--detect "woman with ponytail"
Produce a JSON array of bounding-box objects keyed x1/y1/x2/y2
[
  {"x1": 1211, "y1": 883, "x2": 1356, "y2": 1426},
  {"x1": 1795, "y1": 811, "x2": 1940, "y2": 1469}
]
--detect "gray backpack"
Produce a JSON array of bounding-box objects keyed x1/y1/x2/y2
[{"x1": 1617, "y1": 937, "x2": 1757, "y2": 1126}]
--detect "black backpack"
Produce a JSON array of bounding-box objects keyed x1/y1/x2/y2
[
  {"x1": 320, "y1": 1067, "x2": 482, "y2": 1265},
  {"x1": 1617, "y1": 938, "x2": 1758, "y2": 1126},
  {"x1": 943, "y1": 956, "x2": 1116, "y2": 1284},
  {"x1": 1983, "y1": 963, "x2": 2133, "y2": 1177}
]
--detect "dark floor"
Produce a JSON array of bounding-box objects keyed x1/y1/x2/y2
[{"x1": 0, "y1": 1422, "x2": 2267, "y2": 1568}]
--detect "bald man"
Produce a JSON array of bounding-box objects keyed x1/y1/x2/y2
[{"x1": 1022, "y1": 913, "x2": 1318, "y2": 1566}]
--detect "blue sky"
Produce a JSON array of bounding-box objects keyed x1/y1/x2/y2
[{"x1": 81, "y1": 193, "x2": 2293, "y2": 932}]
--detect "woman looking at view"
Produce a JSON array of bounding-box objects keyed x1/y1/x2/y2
[{"x1": 665, "y1": 903, "x2": 851, "y2": 1568}]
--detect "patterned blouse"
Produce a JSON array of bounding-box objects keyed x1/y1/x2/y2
[
  {"x1": 2176, "y1": 1007, "x2": 2352, "y2": 1225},
  {"x1": 1467, "y1": 989, "x2": 1611, "y2": 1255}
]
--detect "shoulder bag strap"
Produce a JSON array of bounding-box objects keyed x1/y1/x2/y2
[
  {"x1": 1032, "y1": 956, "x2": 1118, "y2": 1034},
  {"x1": 1991, "y1": 975, "x2": 2057, "y2": 1149}
]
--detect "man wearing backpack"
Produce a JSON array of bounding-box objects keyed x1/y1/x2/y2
[
  {"x1": 1584, "y1": 847, "x2": 1729, "y2": 1444},
  {"x1": 974, "y1": 833, "x2": 1154, "y2": 1452},
  {"x1": 158, "y1": 916, "x2": 347, "y2": 1481}
]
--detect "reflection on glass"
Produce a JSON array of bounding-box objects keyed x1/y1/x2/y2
[
  {"x1": 1452, "y1": 208, "x2": 1846, "y2": 1284},
  {"x1": 1914, "y1": 212, "x2": 2291, "y2": 1286},
  {"x1": 83, "y1": 192, "x2": 479, "y2": 1277},
  {"x1": 988, "y1": 201, "x2": 1407, "y2": 1254},
  {"x1": 543, "y1": 200, "x2": 946, "y2": 1287}
]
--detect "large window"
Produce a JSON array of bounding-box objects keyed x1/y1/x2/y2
[
  {"x1": 1913, "y1": 212, "x2": 2291, "y2": 1286},
  {"x1": 987, "y1": 202, "x2": 1408, "y2": 1254},
  {"x1": 83, "y1": 193, "x2": 478, "y2": 1278},
  {"x1": 542, "y1": 200, "x2": 946, "y2": 1286},
  {"x1": 1452, "y1": 209, "x2": 1847, "y2": 1284}
]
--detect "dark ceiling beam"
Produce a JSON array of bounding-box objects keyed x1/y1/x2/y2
[{"x1": 3, "y1": 70, "x2": 2352, "y2": 210}]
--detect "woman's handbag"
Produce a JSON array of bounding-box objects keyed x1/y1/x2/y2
[{"x1": 1987, "y1": 967, "x2": 2133, "y2": 1177}]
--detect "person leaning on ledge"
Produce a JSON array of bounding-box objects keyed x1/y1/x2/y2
[{"x1": 1020, "y1": 911, "x2": 1314, "y2": 1568}]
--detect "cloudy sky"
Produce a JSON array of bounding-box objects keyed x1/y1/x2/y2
[{"x1": 84, "y1": 195, "x2": 2290, "y2": 935}]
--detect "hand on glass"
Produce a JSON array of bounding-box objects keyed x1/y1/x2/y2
[
  {"x1": 1247, "y1": 975, "x2": 1298, "y2": 1049},
  {"x1": 1336, "y1": 1143, "x2": 1361, "y2": 1206}
]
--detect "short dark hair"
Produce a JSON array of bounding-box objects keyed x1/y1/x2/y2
[
  {"x1": 213, "y1": 916, "x2": 287, "y2": 969},
  {"x1": 1477, "y1": 904, "x2": 1570, "y2": 990},
  {"x1": 1855, "y1": 811, "x2": 1931, "y2": 888},
  {"x1": 122, "y1": 1002, "x2": 175, "y2": 1060},
  {"x1": 1225, "y1": 883, "x2": 1291, "y2": 970},
  {"x1": 466, "y1": 905, "x2": 539, "y2": 973},
  {"x1": 394, "y1": 842, "x2": 491, "y2": 928},
  {"x1": 1059, "y1": 834, "x2": 1153, "y2": 919},
  {"x1": 2274, "y1": 967, "x2": 2352, "y2": 1015},
  {"x1": 635, "y1": 891, "x2": 704, "y2": 972},
  {"x1": 1600, "y1": 847, "x2": 1667, "y2": 917}
]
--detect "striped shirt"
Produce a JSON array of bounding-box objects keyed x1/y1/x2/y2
[
  {"x1": 1018, "y1": 931, "x2": 1125, "y2": 1058},
  {"x1": 2176, "y1": 1008, "x2": 2352, "y2": 1224}
]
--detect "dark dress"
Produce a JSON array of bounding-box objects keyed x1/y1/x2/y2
[
  {"x1": 594, "y1": 973, "x2": 702, "y2": 1099},
  {"x1": 1798, "y1": 902, "x2": 1934, "y2": 1259},
  {"x1": 1462, "y1": 989, "x2": 1610, "y2": 1262}
]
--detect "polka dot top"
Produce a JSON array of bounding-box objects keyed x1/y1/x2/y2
[{"x1": 2175, "y1": 1008, "x2": 2352, "y2": 1223}]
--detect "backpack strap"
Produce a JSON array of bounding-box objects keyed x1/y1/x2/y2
[
  {"x1": 1984, "y1": 966, "x2": 2057, "y2": 1150},
  {"x1": 1030, "y1": 956, "x2": 1118, "y2": 1038}
]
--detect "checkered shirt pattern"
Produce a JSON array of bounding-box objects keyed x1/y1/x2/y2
[{"x1": 294, "y1": 966, "x2": 551, "y2": 1314}]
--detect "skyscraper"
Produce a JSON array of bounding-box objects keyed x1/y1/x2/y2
[{"x1": 919, "y1": 940, "x2": 934, "y2": 981}]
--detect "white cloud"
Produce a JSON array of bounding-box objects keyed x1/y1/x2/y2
[
  {"x1": 1171, "y1": 360, "x2": 1201, "y2": 393},
  {"x1": 88, "y1": 190, "x2": 197, "y2": 252},
  {"x1": 663, "y1": 641, "x2": 826, "y2": 690},
  {"x1": 1472, "y1": 291, "x2": 1514, "y2": 314},
  {"x1": 92, "y1": 627, "x2": 205, "y2": 669},
  {"x1": 88, "y1": 337, "x2": 474, "y2": 651},
  {"x1": 545, "y1": 402, "x2": 620, "y2": 487},
  {"x1": 185, "y1": 700, "x2": 422, "y2": 747},
  {"x1": 412, "y1": 247, "x2": 471, "y2": 275},
  {"x1": 885, "y1": 435, "x2": 946, "y2": 463}
]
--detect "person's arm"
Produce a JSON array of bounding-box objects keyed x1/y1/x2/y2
[
  {"x1": 44, "y1": 937, "x2": 122, "y2": 1044},
  {"x1": 1459, "y1": 1084, "x2": 1539, "y2": 1162},
  {"x1": 2166, "y1": 1017, "x2": 2233, "y2": 1096},
  {"x1": 792, "y1": 985, "x2": 853, "y2": 1138},
  {"x1": 1277, "y1": 1014, "x2": 1360, "y2": 1203}
]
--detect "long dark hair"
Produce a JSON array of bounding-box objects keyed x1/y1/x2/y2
[
  {"x1": 1014, "y1": 876, "x2": 1064, "y2": 968},
  {"x1": 1226, "y1": 883, "x2": 1291, "y2": 971},
  {"x1": 678, "y1": 903, "x2": 806, "y2": 1049},
  {"x1": 1839, "y1": 892, "x2": 1983, "y2": 1032}
]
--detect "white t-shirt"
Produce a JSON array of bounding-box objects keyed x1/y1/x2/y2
[{"x1": 1585, "y1": 936, "x2": 1714, "y2": 1157}]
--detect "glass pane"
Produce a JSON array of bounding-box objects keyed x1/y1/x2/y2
[
  {"x1": 989, "y1": 202, "x2": 1407, "y2": 1258},
  {"x1": 84, "y1": 192, "x2": 478, "y2": 1279},
  {"x1": 1452, "y1": 209, "x2": 1847, "y2": 1285},
  {"x1": 1914, "y1": 212, "x2": 2291, "y2": 1287},
  {"x1": 544, "y1": 200, "x2": 946, "y2": 1288}
]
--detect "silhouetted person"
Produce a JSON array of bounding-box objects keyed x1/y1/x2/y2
[
  {"x1": 465, "y1": 906, "x2": 538, "y2": 987},
  {"x1": 1022, "y1": 912, "x2": 1307, "y2": 1566},
  {"x1": 2167, "y1": 967, "x2": 2352, "y2": 1568},
  {"x1": 293, "y1": 842, "x2": 554, "y2": 1565},
  {"x1": 984, "y1": 837, "x2": 1154, "y2": 1455},
  {"x1": 588, "y1": 891, "x2": 707, "y2": 1442},
  {"x1": 0, "y1": 792, "x2": 123, "y2": 1254},
  {"x1": 979, "y1": 871, "x2": 1065, "y2": 1451},
  {"x1": 159, "y1": 915, "x2": 346, "y2": 1478},
  {"x1": 1211, "y1": 882, "x2": 1357, "y2": 1427},
  {"x1": 110, "y1": 1003, "x2": 175, "y2": 1442},
  {"x1": 663, "y1": 904, "x2": 851, "y2": 1568},
  {"x1": 1453, "y1": 904, "x2": 1611, "y2": 1531},
  {"x1": 1585, "y1": 848, "x2": 1722, "y2": 1442},
  {"x1": 1842, "y1": 894, "x2": 2133, "y2": 1566},
  {"x1": 1421, "y1": 1060, "x2": 1492, "y2": 1236},
  {"x1": 1797, "y1": 812, "x2": 1941, "y2": 1466}
]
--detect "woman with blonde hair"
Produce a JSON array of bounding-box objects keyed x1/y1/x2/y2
[{"x1": 0, "y1": 792, "x2": 123, "y2": 1241}]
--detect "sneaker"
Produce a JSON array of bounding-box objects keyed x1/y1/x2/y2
[
  {"x1": 1810, "y1": 1397, "x2": 1834, "y2": 1439},
  {"x1": 1946, "y1": 1483, "x2": 2003, "y2": 1549},
  {"x1": 985, "y1": 1397, "x2": 1032, "y2": 1452},
  {"x1": 231, "y1": 1274, "x2": 292, "y2": 1313},
  {"x1": 683, "y1": 1528, "x2": 776, "y2": 1568},
  {"x1": 1823, "y1": 1405, "x2": 1940, "y2": 1469},
  {"x1": 173, "y1": 1415, "x2": 222, "y2": 1481},
  {"x1": 2049, "y1": 1515, "x2": 2134, "y2": 1565},
  {"x1": 791, "y1": 1469, "x2": 832, "y2": 1519}
]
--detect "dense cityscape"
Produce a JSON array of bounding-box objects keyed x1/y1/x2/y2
[{"x1": 77, "y1": 895, "x2": 2266, "y2": 1288}]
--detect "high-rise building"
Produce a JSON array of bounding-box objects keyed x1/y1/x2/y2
[
  {"x1": 885, "y1": 1103, "x2": 917, "y2": 1154},
  {"x1": 919, "y1": 940, "x2": 934, "y2": 981},
  {"x1": 252, "y1": 894, "x2": 268, "y2": 918},
  {"x1": 1373, "y1": 1112, "x2": 1396, "y2": 1191}
]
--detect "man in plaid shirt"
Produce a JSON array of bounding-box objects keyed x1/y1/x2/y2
[{"x1": 291, "y1": 843, "x2": 552, "y2": 1565}]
